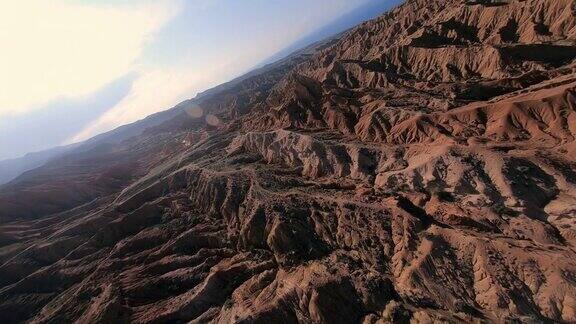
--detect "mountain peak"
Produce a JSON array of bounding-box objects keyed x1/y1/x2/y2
[{"x1": 1, "y1": 0, "x2": 576, "y2": 322}]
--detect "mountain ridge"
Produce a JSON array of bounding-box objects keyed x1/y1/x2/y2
[
  {"x1": 0, "y1": 3, "x2": 388, "y2": 187},
  {"x1": 1, "y1": 0, "x2": 576, "y2": 322}
]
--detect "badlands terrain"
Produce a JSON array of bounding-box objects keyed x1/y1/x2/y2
[{"x1": 1, "y1": 0, "x2": 576, "y2": 322}]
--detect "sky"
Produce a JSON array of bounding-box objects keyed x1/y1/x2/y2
[{"x1": 0, "y1": 0, "x2": 392, "y2": 160}]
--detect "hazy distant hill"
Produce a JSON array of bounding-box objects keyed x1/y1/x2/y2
[{"x1": 2, "y1": 1, "x2": 576, "y2": 322}]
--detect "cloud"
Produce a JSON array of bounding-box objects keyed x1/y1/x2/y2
[
  {"x1": 67, "y1": 0, "x2": 376, "y2": 144},
  {"x1": 66, "y1": 39, "x2": 282, "y2": 144},
  {"x1": 68, "y1": 65, "x2": 226, "y2": 143},
  {"x1": 0, "y1": 0, "x2": 180, "y2": 117}
]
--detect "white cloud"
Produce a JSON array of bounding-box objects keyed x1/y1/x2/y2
[
  {"x1": 67, "y1": 0, "x2": 374, "y2": 143},
  {"x1": 68, "y1": 64, "x2": 228, "y2": 143},
  {"x1": 0, "y1": 0, "x2": 180, "y2": 117},
  {"x1": 67, "y1": 39, "x2": 281, "y2": 143}
]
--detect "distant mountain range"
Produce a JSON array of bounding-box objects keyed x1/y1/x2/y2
[
  {"x1": 0, "y1": 0, "x2": 397, "y2": 187},
  {"x1": 3, "y1": 1, "x2": 576, "y2": 322}
]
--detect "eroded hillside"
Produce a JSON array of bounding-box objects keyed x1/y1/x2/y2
[{"x1": 1, "y1": 0, "x2": 576, "y2": 322}]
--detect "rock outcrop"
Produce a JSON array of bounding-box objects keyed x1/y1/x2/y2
[{"x1": 1, "y1": 0, "x2": 576, "y2": 322}]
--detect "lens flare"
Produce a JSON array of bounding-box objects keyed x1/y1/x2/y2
[
  {"x1": 205, "y1": 114, "x2": 220, "y2": 126},
  {"x1": 185, "y1": 105, "x2": 204, "y2": 118}
]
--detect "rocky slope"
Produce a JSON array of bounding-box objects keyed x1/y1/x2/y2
[{"x1": 1, "y1": 0, "x2": 576, "y2": 322}]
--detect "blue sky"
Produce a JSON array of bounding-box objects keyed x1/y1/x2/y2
[{"x1": 0, "y1": 0, "x2": 394, "y2": 160}]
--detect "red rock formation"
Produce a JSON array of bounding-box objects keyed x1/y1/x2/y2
[{"x1": 1, "y1": 0, "x2": 576, "y2": 322}]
